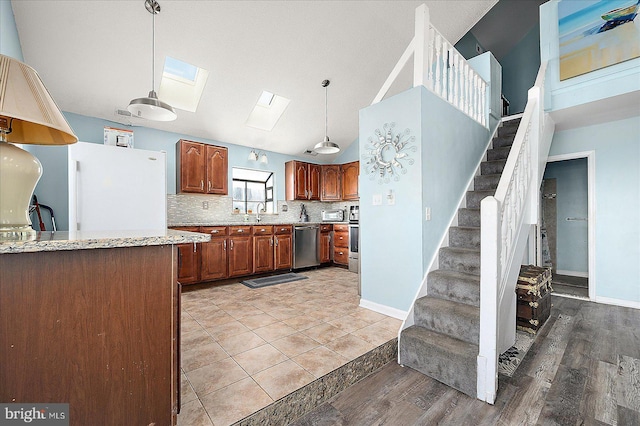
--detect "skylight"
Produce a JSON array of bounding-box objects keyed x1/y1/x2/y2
[
  {"x1": 246, "y1": 90, "x2": 290, "y2": 131},
  {"x1": 158, "y1": 57, "x2": 208, "y2": 113}
]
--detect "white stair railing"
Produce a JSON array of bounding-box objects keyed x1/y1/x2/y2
[
  {"x1": 372, "y1": 4, "x2": 488, "y2": 128},
  {"x1": 477, "y1": 61, "x2": 554, "y2": 404}
]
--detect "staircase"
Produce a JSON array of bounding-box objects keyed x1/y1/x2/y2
[{"x1": 399, "y1": 118, "x2": 521, "y2": 397}]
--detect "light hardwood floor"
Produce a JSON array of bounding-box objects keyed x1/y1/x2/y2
[{"x1": 291, "y1": 296, "x2": 640, "y2": 425}]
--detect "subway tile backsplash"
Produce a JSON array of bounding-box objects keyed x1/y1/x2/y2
[{"x1": 168, "y1": 194, "x2": 358, "y2": 226}]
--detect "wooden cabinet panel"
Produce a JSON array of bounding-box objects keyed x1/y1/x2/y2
[
  {"x1": 308, "y1": 163, "x2": 321, "y2": 200},
  {"x1": 205, "y1": 145, "x2": 228, "y2": 194},
  {"x1": 333, "y1": 231, "x2": 349, "y2": 248},
  {"x1": 333, "y1": 246, "x2": 349, "y2": 265},
  {"x1": 274, "y1": 225, "x2": 292, "y2": 235},
  {"x1": 321, "y1": 164, "x2": 341, "y2": 201},
  {"x1": 254, "y1": 234, "x2": 274, "y2": 273},
  {"x1": 177, "y1": 140, "x2": 228, "y2": 194},
  {"x1": 201, "y1": 237, "x2": 227, "y2": 281},
  {"x1": 174, "y1": 226, "x2": 201, "y2": 285},
  {"x1": 320, "y1": 224, "x2": 333, "y2": 233},
  {"x1": 274, "y1": 233, "x2": 292, "y2": 270},
  {"x1": 0, "y1": 246, "x2": 177, "y2": 425},
  {"x1": 333, "y1": 224, "x2": 348, "y2": 233},
  {"x1": 341, "y1": 161, "x2": 359, "y2": 200},
  {"x1": 253, "y1": 225, "x2": 274, "y2": 235},
  {"x1": 177, "y1": 140, "x2": 206, "y2": 193},
  {"x1": 320, "y1": 231, "x2": 332, "y2": 263},
  {"x1": 228, "y1": 235, "x2": 253, "y2": 277}
]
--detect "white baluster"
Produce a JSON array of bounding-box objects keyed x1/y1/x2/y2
[{"x1": 434, "y1": 34, "x2": 442, "y2": 97}]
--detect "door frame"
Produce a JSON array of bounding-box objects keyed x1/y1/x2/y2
[{"x1": 545, "y1": 150, "x2": 595, "y2": 300}]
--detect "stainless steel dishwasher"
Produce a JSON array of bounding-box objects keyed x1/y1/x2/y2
[{"x1": 293, "y1": 225, "x2": 320, "y2": 269}]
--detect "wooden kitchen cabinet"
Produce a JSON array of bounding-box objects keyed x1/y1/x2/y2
[
  {"x1": 321, "y1": 165, "x2": 341, "y2": 201},
  {"x1": 320, "y1": 224, "x2": 333, "y2": 264},
  {"x1": 174, "y1": 226, "x2": 201, "y2": 284},
  {"x1": 253, "y1": 226, "x2": 275, "y2": 273},
  {"x1": 228, "y1": 226, "x2": 253, "y2": 277},
  {"x1": 274, "y1": 226, "x2": 292, "y2": 270},
  {"x1": 176, "y1": 140, "x2": 228, "y2": 194},
  {"x1": 200, "y1": 226, "x2": 228, "y2": 281},
  {"x1": 285, "y1": 161, "x2": 321, "y2": 201},
  {"x1": 333, "y1": 223, "x2": 349, "y2": 266},
  {"x1": 341, "y1": 161, "x2": 359, "y2": 200}
]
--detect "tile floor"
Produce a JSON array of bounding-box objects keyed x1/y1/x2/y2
[{"x1": 177, "y1": 267, "x2": 402, "y2": 426}]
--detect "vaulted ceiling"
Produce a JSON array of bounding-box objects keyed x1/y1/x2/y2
[{"x1": 12, "y1": 0, "x2": 498, "y2": 159}]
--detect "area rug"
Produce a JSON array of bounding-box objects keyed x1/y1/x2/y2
[{"x1": 242, "y1": 273, "x2": 307, "y2": 289}]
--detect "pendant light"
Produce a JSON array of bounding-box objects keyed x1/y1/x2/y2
[
  {"x1": 314, "y1": 79, "x2": 340, "y2": 154},
  {"x1": 128, "y1": 0, "x2": 177, "y2": 121}
]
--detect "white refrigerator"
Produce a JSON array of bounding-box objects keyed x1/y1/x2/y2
[{"x1": 68, "y1": 142, "x2": 167, "y2": 231}]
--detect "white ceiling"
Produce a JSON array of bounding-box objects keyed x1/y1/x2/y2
[{"x1": 12, "y1": 0, "x2": 497, "y2": 159}]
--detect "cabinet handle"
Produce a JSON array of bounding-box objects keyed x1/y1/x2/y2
[
  {"x1": 339, "y1": 251, "x2": 343, "y2": 255},
  {"x1": 304, "y1": 189, "x2": 308, "y2": 198},
  {"x1": 261, "y1": 228, "x2": 266, "y2": 232},
  {"x1": 211, "y1": 230, "x2": 218, "y2": 234},
  {"x1": 208, "y1": 181, "x2": 211, "y2": 191},
  {"x1": 200, "y1": 180, "x2": 204, "y2": 190},
  {"x1": 223, "y1": 240, "x2": 227, "y2": 251},
  {"x1": 230, "y1": 240, "x2": 234, "y2": 250},
  {"x1": 238, "y1": 229, "x2": 244, "y2": 233},
  {"x1": 270, "y1": 237, "x2": 273, "y2": 247},
  {"x1": 309, "y1": 190, "x2": 313, "y2": 199},
  {"x1": 193, "y1": 243, "x2": 197, "y2": 253}
]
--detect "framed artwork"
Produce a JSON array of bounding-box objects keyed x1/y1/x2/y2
[{"x1": 558, "y1": 0, "x2": 640, "y2": 80}]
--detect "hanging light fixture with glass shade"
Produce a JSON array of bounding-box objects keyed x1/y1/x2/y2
[
  {"x1": 314, "y1": 79, "x2": 340, "y2": 154},
  {"x1": 128, "y1": 0, "x2": 177, "y2": 122}
]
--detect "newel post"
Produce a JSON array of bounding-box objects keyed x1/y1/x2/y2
[
  {"x1": 527, "y1": 85, "x2": 542, "y2": 224},
  {"x1": 413, "y1": 4, "x2": 431, "y2": 89},
  {"x1": 478, "y1": 195, "x2": 500, "y2": 404}
]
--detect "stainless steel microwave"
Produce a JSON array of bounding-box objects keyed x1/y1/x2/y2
[{"x1": 321, "y1": 209, "x2": 344, "y2": 222}]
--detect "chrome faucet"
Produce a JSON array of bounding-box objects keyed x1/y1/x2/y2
[{"x1": 256, "y1": 202, "x2": 265, "y2": 222}]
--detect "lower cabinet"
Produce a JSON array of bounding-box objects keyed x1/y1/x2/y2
[
  {"x1": 254, "y1": 226, "x2": 275, "y2": 273},
  {"x1": 175, "y1": 226, "x2": 201, "y2": 284},
  {"x1": 320, "y1": 224, "x2": 332, "y2": 264},
  {"x1": 200, "y1": 227, "x2": 228, "y2": 281},
  {"x1": 333, "y1": 224, "x2": 349, "y2": 266},
  {"x1": 274, "y1": 230, "x2": 292, "y2": 270},
  {"x1": 228, "y1": 226, "x2": 253, "y2": 277}
]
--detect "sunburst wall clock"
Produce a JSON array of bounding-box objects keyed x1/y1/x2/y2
[{"x1": 363, "y1": 122, "x2": 416, "y2": 184}]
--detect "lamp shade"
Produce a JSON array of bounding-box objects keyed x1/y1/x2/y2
[
  {"x1": 128, "y1": 90, "x2": 177, "y2": 121},
  {"x1": 0, "y1": 54, "x2": 78, "y2": 145},
  {"x1": 314, "y1": 137, "x2": 340, "y2": 154}
]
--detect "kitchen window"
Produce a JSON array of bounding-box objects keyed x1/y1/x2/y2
[{"x1": 232, "y1": 168, "x2": 275, "y2": 214}]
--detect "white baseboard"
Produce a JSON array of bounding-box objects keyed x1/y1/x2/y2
[
  {"x1": 556, "y1": 270, "x2": 589, "y2": 278},
  {"x1": 359, "y1": 299, "x2": 408, "y2": 320},
  {"x1": 595, "y1": 296, "x2": 640, "y2": 310}
]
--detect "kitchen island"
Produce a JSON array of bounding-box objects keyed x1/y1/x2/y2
[{"x1": 0, "y1": 229, "x2": 209, "y2": 426}]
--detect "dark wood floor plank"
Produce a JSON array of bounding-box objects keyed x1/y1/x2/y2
[
  {"x1": 616, "y1": 355, "x2": 640, "y2": 412},
  {"x1": 496, "y1": 375, "x2": 549, "y2": 426},
  {"x1": 289, "y1": 403, "x2": 345, "y2": 426},
  {"x1": 581, "y1": 359, "x2": 618, "y2": 425},
  {"x1": 538, "y1": 365, "x2": 588, "y2": 425},
  {"x1": 524, "y1": 314, "x2": 574, "y2": 384}
]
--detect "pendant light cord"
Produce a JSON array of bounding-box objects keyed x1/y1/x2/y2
[
  {"x1": 152, "y1": 5, "x2": 156, "y2": 91},
  {"x1": 324, "y1": 84, "x2": 328, "y2": 140}
]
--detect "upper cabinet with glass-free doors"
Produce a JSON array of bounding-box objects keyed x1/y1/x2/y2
[{"x1": 176, "y1": 140, "x2": 228, "y2": 194}]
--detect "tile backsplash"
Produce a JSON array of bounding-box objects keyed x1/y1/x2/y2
[{"x1": 168, "y1": 194, "x2": 358, "y2": 226}]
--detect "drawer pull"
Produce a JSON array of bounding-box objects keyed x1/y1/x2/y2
[
  {"x1": 211, "y1": 230, "x2": 219, "y2": 234},
  {"x1": 261, "y1": 228, "x2": 266, "y2": 232},
  {"x1": 529, "y1": 301, "x2": 539, "y2": 308},
  {"x1": 238, "y1": 229, "x2": 244, "y2": 233}
]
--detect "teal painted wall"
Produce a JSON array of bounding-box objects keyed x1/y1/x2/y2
[
  {"x1": 454, "y1": 31, "x2": 485, "y2": 60},
  {"x1": 0, "y1": 0, "x2": 23, "y2": 60},
  {"x1": 359, "y1": 86, "x2": 489, "y2": 312},
  {"x1": 30, "y1": 112, "x2": 318, "y2": 231},
  {"x1": 549, "y1": 116, "x2": 640, "y2": 303},
  {"x1": 501, "y1": 23, "x2": 540, "y2": 114},
  {"x1": 543, "y1": 158, "x2": 588, "y2": 274}
]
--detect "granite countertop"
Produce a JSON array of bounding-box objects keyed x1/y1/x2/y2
[
  {"x1": 170, "y1": 221, "x2": 350, "y2": 227},
  {"x1": 0, "y1": 229, "x2": 210, "y2": 255}
]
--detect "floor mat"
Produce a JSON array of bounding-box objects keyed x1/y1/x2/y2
[{"x1": 242, "y1": 273, "x2": 308, "y2": 289}]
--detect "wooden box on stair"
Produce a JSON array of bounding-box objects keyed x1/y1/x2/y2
[{"x1": 516, "y1": 265, "x2": 553, "y2": 334}]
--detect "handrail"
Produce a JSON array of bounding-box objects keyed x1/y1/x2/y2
[
  {"x1": 477, "y1": 61, "x2": 549, "y2": 404},
  {"x1": 372, "y1": 4, "x2": 488, "y2": 128}
]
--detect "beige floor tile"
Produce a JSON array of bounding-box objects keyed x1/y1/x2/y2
[
  {"x1": 181, "y1": 328, "x2": 215, "y2": 351},
  {"x1": 271, "y1": 332, "x2": 321, "y2": 358},
  {"x1": 217, "y1": 331, "x2": 266, "y2": 356},
  {"x1": 252, "y1": 360, "x2": 315, "y2": 400},
  {"x1": 176, "y1": 399, "x2": 213, "y2": 426},
  {"x1": 253, "y1": 321, "x2": 298, "y2": 342},
  {"x1": 373, "y1": 316, "x2": 403, "y2": 333},
  {"x1": 303, "y1": 322, "x2": 347, "y2": 344},
  {"x1": 204, "y1": 319, "x2": 250, "y2": 341},
  {"x1": 237, "y1": 312, "x2": 280, "y2": 330},
  {"x1": 328, "y1": 315, "x2": 372, "y2": 333},
  {"x1": 325, "y1": 333, "x2": 376, "y2": 360},
  {"x1": 200, "y1": 377, "x2": 273, "y2": 425},
  {"x1": 283, "y1": 315, "x2": 323, "y2": 331},
  {"x1": 233, "y1": 343, "x2": 288, "y2": 375},
  {"x1": 181, "y1": 316, "x2": 202, "y2": 334},
  {"x1": 264, "y1": 306, "x2": 304, "y2": 320},
  {"x1": 187, "y1": 357, "x2": 248, "y2": 397},
  {"x1": 180, "y1": 372, "x2": 198, "y2": 405},
  {"x1": 197, "y1": 312, "x2": 236, "y2": 329},
  {"x1": 181, "y1": 340, "x2": 229, "y2": 372},
  {"x1": 293, "y1": 346, "x2": 349, "y2": 378},
  {"x1": 350, "y1": 324, "x2": 397, "y2": 346}
]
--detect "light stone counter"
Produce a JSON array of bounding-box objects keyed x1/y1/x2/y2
[
  {"x1": 0, "y1": 229, "x2": 210, "y2": 254},
  {"x1": 169, "y1": 221, "x2": 350, "y2": 227}
]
